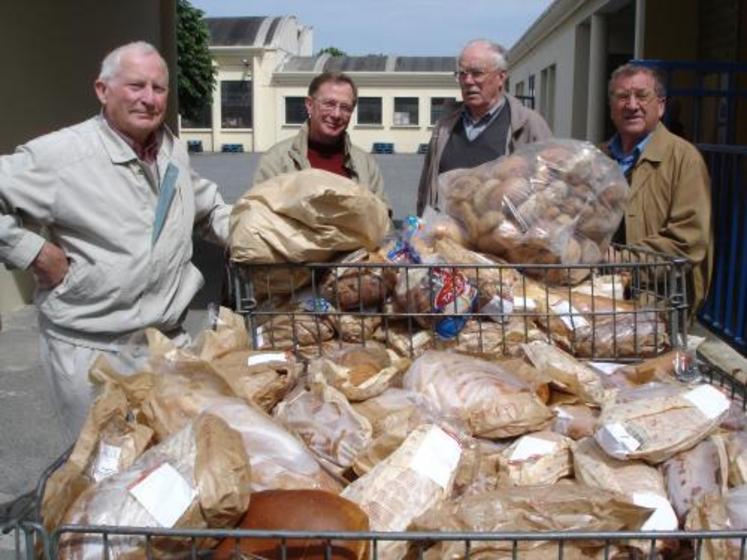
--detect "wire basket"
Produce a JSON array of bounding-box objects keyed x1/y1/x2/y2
[{"x1": 227, "y1": 244, "x2": 690, "y2": 363}]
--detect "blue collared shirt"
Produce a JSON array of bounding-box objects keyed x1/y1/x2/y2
[
  {"x1": 608, "y1": 133, "x2": 653, "y2": 176},
  {"x1": 462, "y1": 97, "x2": 506, "y2": 141}
]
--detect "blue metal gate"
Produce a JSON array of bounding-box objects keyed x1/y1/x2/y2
[{"x1": 698, "y1": 144, "x2": 747, "y2": 355}]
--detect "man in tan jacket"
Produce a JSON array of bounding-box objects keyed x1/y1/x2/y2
[{"x1": 603, "y1": 63, "x2": 712, "y2": 314}]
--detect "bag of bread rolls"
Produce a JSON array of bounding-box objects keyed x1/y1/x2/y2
[
  {"x1": 434, "y1": 316, "x2": 546, "y2": 359},
  {"x1": 551, "y1": 404, "x2": 599, "y2": 439},
  {"x1": 372, "y1": 322, "x2": 434, "y2": 358},
  {"x1": 213, "y1": 490, "x2": 369, "y2": 560},
  {"x1": 438, "y1": 140, "x2": 629, "y2": 285},
  {"x1": 251, "y1": 293, "x2": 336, "y2": 352},
  {"x1": 403, "y1": 351, "x2": 553, "y2": 438},
  {"x1": 320, "y1": 248, "x2": 393, "y2": 311}
]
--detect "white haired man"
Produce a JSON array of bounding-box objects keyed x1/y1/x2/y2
[
  {"x1": 0, "y1": 41, "x2": 231, "y2": 441},
  {"x1": 416, "y1": 39, "x2": 552, "y2": 215}
]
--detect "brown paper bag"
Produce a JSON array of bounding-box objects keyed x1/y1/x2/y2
[{"x1": 230, "y1": 169, "x2": 391, "y2": 264}]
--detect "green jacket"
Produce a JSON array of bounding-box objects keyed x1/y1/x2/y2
[{"x1": 254, "y1": 123, "x2": 389, "y2": 208}]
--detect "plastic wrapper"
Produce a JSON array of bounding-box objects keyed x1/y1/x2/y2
[
  {"x1": 551, "y1": 404, "x2": 599, "y2": 439},
  {"x1": 41, "y1": 379, "x2": 153, "y2": 534},
  {"x1": 574, "y1": 437, "x2": 678, "y2": 532},
  {"x1": 595, "y1": 382, "x2": 731, "y2": 464},
  {"x1": 522, "y1": 340, "x2": 608, "y2": 406},
  {"x1": 230, "y1": 168, "x2": 391, "y2": 264},
  {"x1": 432, "y1": 237, "x2": 518, "y2": 320},
  {"x1": 252, "y1": 295, "x2": 336, "y2": 351},
  {"x1": 403, "y1": 351, "x2": 553, "y2": 438},
  {"x1": 333, "y1": 313, "x2": 382, "y2": 343},
  {"x1": 58, "y1": 414, "x2": 251, "y2": 560},
  {"x1": 727, "y1": 431, "x2": 747, "y2": 487},
  {"x1": 372, "y1": 322, "x2": 434, "y2": 358},
  {"x1": 214, "y1": 490, "x2": 369, "y2": 560},
  {"x1": 434, "y1": 316, "x2": 546, "y2": 358},
  {"x1": 497, "y1": 430, "x2": 574, "y2": 486},
  {"x1": 320, "y1": 248, "x2": 393, "y2": 311},
  {"x1": 309, "y1": 343, "x2": 410, "y2": 401},
  {"x1": 341, "y1": 424, "x2": 463, "y2": 560},
  {"x1": 207, "y1": 398, "x2": 343, "y2": 493},
  {"x1": 411, "y1": 480, "x2": 652, "y2": 559},
  {"x1": 274, "y1": 382, "x2": 373, "y2": 474},
  {"x1": 522, "y1": 281, "x2": 669, "y2": 358},
  {"x1": 208, "y1": 349, "x2": 300, "y2": 412},
  {"x1": 393, "y1": 258, "x2": 477, "y2": 339},
  {"x1": 351, "y1": 389, "x2": 438, "y2": 476},
  {"x1": 663, "y1": 434, "x2": 729, "y2": 521},
  {"x1": 452, "y1": 438, "x2": 508, "y2": 498},
  {"x1": 439, "y1": 140, "x2": 629, "y2": 285}
]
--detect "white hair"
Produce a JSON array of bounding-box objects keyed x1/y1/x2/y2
[
  {"x1": 98, "y1": 41, "x2": 168, "y2": 82},
  {"x1": 458, "y1": 39, "x2": 508, "y2": 71}
]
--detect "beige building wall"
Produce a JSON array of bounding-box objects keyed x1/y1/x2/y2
[{"x1": 0, "y1": 0, "x2": 176, "y2": 315}]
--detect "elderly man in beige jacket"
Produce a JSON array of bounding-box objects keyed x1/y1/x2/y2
[{"x1": 0, "y1": 41, "x2": 231, "y2": 441}]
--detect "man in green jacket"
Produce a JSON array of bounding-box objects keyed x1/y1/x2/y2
[
  {"x1": 254, "y1": 71, "x2": 389, "y2": 209},
  {"x1": 603, "y1": 63, "x2": 712, "y2": 314}
]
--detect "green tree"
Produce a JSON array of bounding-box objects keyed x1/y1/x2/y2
[
  {"x1": 176, "y1": 0, "x2": 216, "y2": 121},
  {"x1": 318, "y1": 46, "x2": 347, "y2": 57}
]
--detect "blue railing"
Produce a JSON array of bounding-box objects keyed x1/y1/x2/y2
[{"x1": 698, "y1": 144, "x2": 747, "y2": 356}]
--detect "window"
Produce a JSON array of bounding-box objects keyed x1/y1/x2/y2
[
  {"x1": 514, "y1": 81, "x2": 525, "y2": 96},
  {"x1": 394, "y1": 97, "x2": 419, "y2": 126},
  {"x1": 221, "y1": 80, "x2": 252, "y2": 128},
  {"x1": 285, "y1": 96, "x2": 306, "y2": 125},
  {"x1": 356, "y1": 97, "x2": 382, "y2": 125},
  {"x1": 430, "y1": 97, "x2": 456, "y2": 125},
  {"x1": 540, "y1": 64, "x2": 556, "y2": 129},
  {"x1": 528, "y1": 75, "x2": 536, "y2": 99},
  {"x1": 181, "y1": 101, "x2": 212, "y2": 129}
]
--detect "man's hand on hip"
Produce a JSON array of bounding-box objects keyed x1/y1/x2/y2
[{"x1": 31, "y1": 241, "x2": 69, "y2": 289}]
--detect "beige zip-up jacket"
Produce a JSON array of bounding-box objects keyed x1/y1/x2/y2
[
  {"x1": 254, "y1": 123, "x2": 389, "y2": 209},
  {"x1": 416, "y1": 94, "x2": 552, "y2": 215},
  {"x1": 0, "y1": 115, "x2": 230, "y2": 344}
]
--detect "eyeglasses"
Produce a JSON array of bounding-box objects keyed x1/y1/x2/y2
[
  {"x1": 612, "y1": 89, "x2": 659, "y2": 104},
  {"x1": 315, "y1": 98, "x2": 355, "y2": 115},
  {"x1": 454, "y1": 68, "x2": 500, "y2": 82}
]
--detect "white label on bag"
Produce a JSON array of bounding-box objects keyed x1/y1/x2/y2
[
  {"x1": 92, "y1": 443, "x2": 122, "y2": 482},
  {"x1": 551, "y1": 300, "x2": 589, "y2": 330},
  {"x1": 254, "y1": 327, "x2": 265, "y2": 348},
  {"x1": 247, "y1": 352, "x2": 288, "y2": 367},
  {"x1": 482, "y1": 295, "x2": 514, "y2": 316},
  {"x1": 513, "y1": 296, "x2": 537, "y2": 311},
  {"x1": 510, "y1": 435, "x2": 558, "y2": 461},
  {"x1": 633, "y1": 492, "x2": 679, "y2": 531},
  {"x1": 683, "y1": 384, "x2": 730, "y2": 420},
  {"x1": 601, "y1": 422, "x2": 642, "y2": 453},
  {"x1": 408, "y1": 426, "x2": 462, "y2": 490},
  {"x1": 587, "y1": 361, "x2": 626, "y2": 376},
  {"x1": 129, "y1": 463, "x2": 196, "y2": 528}
]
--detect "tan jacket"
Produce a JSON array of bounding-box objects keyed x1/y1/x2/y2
[
  {"x1": 416, "y1": 94, "x2": 552, "y2": 215},
  {"x1": 604, "y1": 123, "x2": 712, "y2": 312},
  {"x1": 254, "y1": 123, "x2": 389, "y2": 208},
  {"x1": 0, "y1": 115, "x2": 230, "y2": 343}
]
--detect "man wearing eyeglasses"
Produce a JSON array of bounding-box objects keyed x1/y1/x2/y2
[
  {"x1": 416, "y1": 39, "x2": 552, "y2": 215},
  {"x1": 254, "y1": 71, "x2": 387, "y2": 206},
  {"x1": 603, "y1": 63, "x2": 711, "y2": 312}
]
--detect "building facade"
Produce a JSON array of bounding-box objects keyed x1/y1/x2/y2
[
  {"x1": 507, "y1": 0, "x2": 747, "y2": 145},
  {"x1": 179, "y1": 16, "x2": 462, "y2": 154}
]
